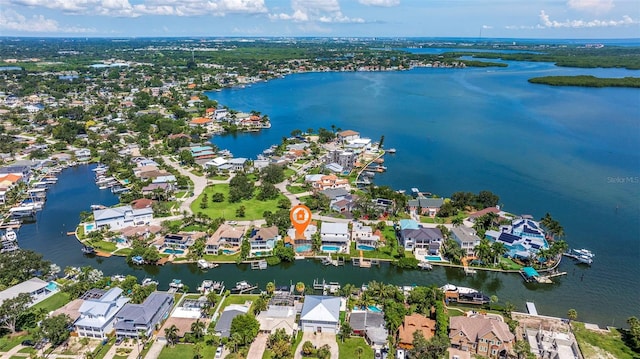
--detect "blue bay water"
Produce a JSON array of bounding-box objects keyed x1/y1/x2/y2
[{"x1": 14, "y1": 59, "x2": 640, "y2": 328}]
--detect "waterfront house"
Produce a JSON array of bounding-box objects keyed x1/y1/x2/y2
[
  {"x1": 397, "y1": 313, "x2": 436, "y2": 349},
  {"x1": 285, "y1": 223, "x2": 317, "y2": 253},
  {"x1": 114, "y1": 292, "x2": 174, "y2": 338},
  {"x1": 214, "y1": 304, "x2": 250, "y2": 338},
  {"x1": 0, "y1": 164, "x2": 32, "y2": 183},
  {"x1": 0, "y1": 278, "x2": 56, "y2": 307},
  {"x1": 190, "y1": 145, "x2": 217, "y2": 160},
  {"x1": 158, "y1": 233, "x2": 196, "y2": 250},
  {"x1": 141, "y1": 182, "x2": 173, "y2": 198},
  {"x1": 300, "y1": 295, "x2": 341, "y2": 333},
  {"x1": 320, "y1": 222, "x2": 350, "y2": 253},
  {"x1": 485, "y1": 218, "x2": 549, "y2": 259},
  {"x1": 93, "y1": 205, "x2": 154, "y2": 231},
  {"x1": 449, "y1": 315, "x2": 515, "y2": 358},
  {"x1": 226, "y1": 158, "x2": 248, "y2": 172},
  {"x1": 74, "y1": 148, "x2": 91, "y2": 162},
  {"x1": 450, "y1": 226, "x2": 482, "y2": 256},
  {"x1": 407, "y1": 197, "x2": 445, "y2": 217},
  {"x1": 337, "y1": 130, "x2": 360, "y2": 143},
  {"x1": 399, "y1": 227, "x2": 443, "y2": 252},
  {"x1": 248, "y1": 226, "x2": 280, "y2": 256},
  {"x1": 206, "y1": 224, "x2": 246, "y2": 254},
  {"x1": 325, "y1": 149, "x2": 357, "y2": 172},
  {"x1": 189, "y1": 117, "x2": 214, "y2": 132},
  {"x1": 312, "y1": 174, "x2": 350, "y2": 191},
  {"x1": 75, "y1": 287, "x2": 129, "y2": 339},
  {"x1": 525, "y1": 327, "x2": 580, "y2": 359},
  {"x1": 468, "y1": 207, "x2": 505, "y2": 223},
  {"x1": 349, "y1": 310, "x2": 388, "y2": 348},
  {"x1": 352, "y1": 222, "x2": 381, "y2": 249}
]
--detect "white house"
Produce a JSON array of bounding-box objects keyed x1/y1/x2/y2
[
  {"x1": 351, "y1": 222, "x2": 381, "y2": 249},
  {"x1": 75, "y1": 287, "x2": 130, "y2": 339},
  {"x1": 320, "y1": 222, "x2": 350, "y2": 253},
  {"x1": 300, "y1": 295, "x2": 341, "y2": 333},
  {"x1": 450, "y1": 226, "x2": 481, "y2": 256},
  {"x1": 74, "y1": 148, "x2": 91, "y2": 162},
  {"x1": 93, "y1": 205, "x2": 153, "y2": 231},
  {"x1": 0, "y1": 277, "x2": 57, "y2": 307}
]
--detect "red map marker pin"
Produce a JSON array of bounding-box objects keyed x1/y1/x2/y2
[{"x1": 290, "y1": 204, "x2": 312, "y2": 238}]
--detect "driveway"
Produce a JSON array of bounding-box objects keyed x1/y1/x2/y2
[
  {"x1": 247, "y1": 333, "x2": 269, "y2": 359},
  {"x1": 294, "y1": 332, "x2": 339, "y2": 359}
]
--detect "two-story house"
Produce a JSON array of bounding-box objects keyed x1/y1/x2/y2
[
  {"x1": 206, "y1": 224, "x2": 246, "y2": 254},
  {"x1": 320, "y1": 222, "x2": 350, "y2": 253},
  {"x1": 449, "y1": 316, "x2": 515, "y2": 358},
  {"x1": 248, "y1": 226, "x2": 280, "y2": 257},
  {"x1": 114, "y1": 292, "x2": 174, "y2": 338},
  {"x1": 400, "y1": 227, "x2": 443, "y2": 253},
  {"x1": 407, "y1": 197, "x2": 445, "y2": 217},
  {"x1": 74, "y1": 288, "x2": 129, "y2": 339},
  {"x1": 451, "y1": 226, "x2": 482, "y2": 256},
  {"x1": 93, "y1": 205, "x2": 153, "y2": 231},
  {"x1": 351, "y1": 222, "x2": 381, "y2": 250}
]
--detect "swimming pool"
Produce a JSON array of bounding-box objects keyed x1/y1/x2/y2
[
  {"x1": 84, "y1": 223, "x2": 95, "y2": 232},
  {"x1": 296, "y1": 244, "x2": 312, "y2": 253},
  {"x1": 367, "y1": 305, "x2": 382, "y2": 313},
  {"x1": 115, "y1": 237, "x2": 126, "y2": 244},
  {"x1": 357, "y1": 245, "x2": 376, "y2": 251},
  {"x1": 322, "y1": 245, "x2": 341, "y2": 252},
  {"x1": 163, "y1": 248, "x2": 185, "y2": 255},
  {"x1": 425, "y1": 255, "x2": 443, "y2": 261},
  {"x1": 222, "y1": 249, "x2": 236, "y2": 255},
  {"x1": 46, "y1": 282, "x2": 59, "y2": 292}
]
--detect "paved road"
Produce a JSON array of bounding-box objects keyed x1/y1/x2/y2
[
  {"x1": 142, "y1": 340, "x2": 166, "y2": 359},
  {"x1": 246, "y1": 333, "x2": 268, "y2": 359}
]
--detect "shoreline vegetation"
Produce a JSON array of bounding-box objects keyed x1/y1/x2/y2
[{"x1": 528, "y1": 75, "x2": 640, "y2": 88}]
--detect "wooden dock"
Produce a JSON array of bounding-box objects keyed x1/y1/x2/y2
[
  {"x1": 250, "y1": 260, "x2": 267, "y2": 270},
  {"x1": 94, "y1": 250, "x2": 112, "y2": 257},
  {"x1": 157, "y1": 257, "x2": 171, "y2": 265}
]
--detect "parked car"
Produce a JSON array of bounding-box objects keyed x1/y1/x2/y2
[
  {"x1": 21, "y1": 340, "x2": 34, "y2": 346},
  {"x1": 215, "y1": 346, "x2": 223, "y2": 358},
  {"x1": 115, "y1": 337, "x2": 124, "y2": 345}
]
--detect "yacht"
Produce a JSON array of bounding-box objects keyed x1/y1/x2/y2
[{"x1": 142, "y1": 278, "x2": 159, "y2": 286}]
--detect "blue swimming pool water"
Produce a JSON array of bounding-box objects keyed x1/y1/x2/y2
[
  {"x1": 296, "y1": 244, "x2": 311, "y2": 253},
  {"x1": 357, "y1": 245, "x2": 376, "y2": 251},
  {"x1": 163, "y1": 249, "x2": 185, "y2": 255},
  {"x1": 85, "y1": 223, "x2": 94, "y2": 231},
  {"x1": 425, "y1": 255, "x2": 443, "y2": 261},
  {"x1": 116, "y1": 237, "x2": 126, "y2": 244},
  {"x1": 222, "y1": 249, "x2": 236, "y2": 254},
  {"x1": 46, "y1": 282, "x2": 58, "y2": 291},
  {"x1": 367, "y1": 305, "x2": 382, "y2": 313},
  {"x1": 322, "y1": 245, "x2": 340, "y2": 252}
]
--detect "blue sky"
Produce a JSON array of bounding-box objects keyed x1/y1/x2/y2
[{"x1": 1, "y1": 0, "x2": 638, "y2": 38}]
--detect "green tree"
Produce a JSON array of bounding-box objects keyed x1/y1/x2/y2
[
  {"x1": 229, "y1": 173, "x2": 254, "y2": 202},
  {"x1": 490, "y1": 295, "x2": 499, "y2": 311},
  {"x1": 164, "y1": 324, "x2": 180, "y2": 346},
  {"x1": 190, "y1": 319, "x2": 206, "y2": 342},
  {"x1": 266, "y1": 281, "x2": 276, "y2": 295},
  {"x1": 567, "y1": 309, "x2": 578, "y2": 323},
  {"x1": 236, "y1": 205, "x2": 246, "y2": 217},
  {"x1": 261, "y1": 164, "x2": 285, "y2": 184},
  {"x1": 257, "y1": 182, "x2": 279, "y2": 200},
  {"x1": 302, "y1": 341, "x2": 316, "y2": 356},
  {"x1": 229, "y1": 314, "x2": 260, "y2": 346},
  {"x1": 409, "y1": 331, "x2": 449, "y2": 359},
  {"x1": 37, "y1": 314, "x2": 72, "y2": 346},
  {"x1": 339, "y1": 322, "x2": 353, "y2": 342},
  {"x1": 0, "y1": 292, "x2": 32, "y2": 333},
  {"x1": 142, "y1": 246, "x2": 161, "y2": 263}
]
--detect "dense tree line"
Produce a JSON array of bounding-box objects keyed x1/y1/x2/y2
[{"x1": 528, "y1": 75, "x2": 640, "y2": 88}]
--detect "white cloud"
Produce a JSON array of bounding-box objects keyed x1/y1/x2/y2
[
  {"x1": 482, "y1": 25, "x2": 493, "y2": 29},
  {"x1": 270, "y1": 0, "x2": 364, "y2": 23},
  {"x1": 0, "y1": 8, "x2": 95, "y2": 32},
  {"x1": 358, "y1": 0, "x2": 399, "y2": 7},
  {"x1": 567, "y1": 0, "x2": 614, "y2": 14},
  {"x1": 538, "y1": 10, "x2": 636, "y2": 28},
  {"x1": 7, "y1": 0, "x2": 267, "y2": 17}
]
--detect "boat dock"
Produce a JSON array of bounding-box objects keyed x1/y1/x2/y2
[
  {"x1": 319, "y1": 256, "x2": 344, "y2": 266},
  {"x1": 313, "y1": 278, "x2": 341, "y2": 295},
  {"x1": 250, "y1": 259, "x2": 268, "y2": 270},
  {"x1": 351, "y1": 251, "x2": 379, "y2": 268}
]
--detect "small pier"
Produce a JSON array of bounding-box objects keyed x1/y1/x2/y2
[
  {"x1": 351, "y1": 256, "x2": 380, "y2": 268},
  {"x1": 313, "y1": 278, "x2": 341, "y2": 295},
  {"x1": 320, "y1": 256, "x2": 344, "y2": 266},
  {"x1": 250, "y1": 260, "x2": 268, "y2": 270}
]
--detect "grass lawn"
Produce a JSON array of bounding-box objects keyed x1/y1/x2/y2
[
  {"x1": 284, "y1": 168, "x2": 296, "y2": 178},
  {"x1": 113, "y1": 248, "x2": 132, "y2": 256},
  {"x1": 572, "y1": 322, "x2": 638, "y2": 359},
  {"x1": 221, "y1": 294, "x2": 259, "y2": 311},
  {"x1": 0, "y1": 333, "x2": 31, "y2": 352},
  {"x1": 191, "y1": 184, "x2": 288, "y2": 220},
  {"x1": 499, "y1": 257, "x2": 522, "y2": 270},
  {"x1": 32, "y1": 291, "x2": 71, "y2": 312},
  {"x1": 286, "y1": 185, "x2": 307, "y2": 194},
  {"x1": 87, "y1": 240, "x2": 117, "y2": 252},
  {"x1": 203, "y1": 252, "x2": 241, "y2": 262},
  {"x1": 92, "y1": 339, "x2": 115, "y2": 359},
  {"x1": 338, "y1": 337, "x2": 374, "y2": 359},
  {"x1": 158, "y1": 343, "x2": 217, "y2": 359},
  {"x1": 349, "y1": 242, "x2": 397, "y2": 260}
]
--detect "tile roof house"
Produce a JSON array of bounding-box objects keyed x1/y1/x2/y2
[
  {"x1": 248, "y1": 226, "x2": 281, "y2": 256},
  {"x1": 407, "y1": 198, "x2": 445, "y2": 217},
  {"x1": 300, "y1": 295, "x2": 341, "y2": 333},
  {"x1": 93, "y1": 205, "x2": 153, "y2": 231},
  {"x1": 312, "y1": 174, "x2": 350, "y2": 191},
  {"x1": 285, "y1": 223, "x2": 317, "y2": 253},
  {"x1": 349, "y1": 310, "x2": 388, "y2": 348},
  {"x1": 74, "y1": 287, "x2": 129, "y2": 339},
  {"x1": 114, "y1": 292, "x2": 174, "y2": 338},
  {"x1": 337, "y1": 130, "x2": 360, "y2": 142},
  {"x1": 449, "y1": 316, "x2": 515, "y2": 358},
  {"x1": 206, "y1": 224, "x2": 246, "y2": 254},
  {"x1": 397, "y1": 313, "x2": 436, "y2": 349}
]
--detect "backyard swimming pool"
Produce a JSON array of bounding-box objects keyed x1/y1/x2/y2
[
  {"x1": 84, "y1": 223, "x2": 94, "y2": 232},
  {"x1": 163, "y1": 248, "x2": 185, "y2": 255},
  {"x1": 321, "y1": 245, "x2": 341, "y2": 252},
  {"x1": 356, "y1": 245, "x2": 376, "y2": 251},
  {"x1": 425, "y1": 255, "x2": 443, "y2": 262},
  {"x1": 222, "y1": 249, "x2": 236, "y2": 255},
  {"x1": 295, "y1": 244, "x2": 311, "y2": 253},
  {"x1": 46, "y1": 282, "x2": 59, "y2": 292}
]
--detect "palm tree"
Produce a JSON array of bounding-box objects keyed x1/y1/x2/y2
[
  {"x1": 451, "y1": 217, "x2": 463, "y2": 227},
  {"x1": 567, "y1": 309, "x2": 578, "y2": 324},
  {"x1": 339, "y1": 322, "x2": 353, "y2": 343},
  {"x1": 503, "y1": 302, "x2": 516, "y2": 319},
  {"x1": 164, "y1": 324, "x2": 179, "y2": 346},
  {"x1": 491, "y1": 241, "x2": 507, "y2": 266},
  {"x1": 474, "y1": 238, "x2": 492, "y2": 264},
  {"x1": 295, "y1": 282, "x2": 305, "y2": 295},
  {"x1": 355, "y1": 346, "x2": 364, "y2": 359},
  {"x1": 191, "y1": 319, "x2": 205, "y2": 341},
  {"x1": 489, "y1": 295, "x2": 499, "y2": 311},
  {"x1": 266, "y1": 281, "x2": 275, "y2": 295}
]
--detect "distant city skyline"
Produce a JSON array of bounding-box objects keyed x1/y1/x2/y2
[{"x1": 1, "y1": 0, "x2": 639, "y2": 38}]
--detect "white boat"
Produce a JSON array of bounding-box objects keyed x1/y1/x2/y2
[
  {"x1": 4, "y1": 229, "x2": 17, "y2": 241},
  {"x1": 573, "y1": 249, "x2": 594, "y2": 258},
  {"x1": 234, "y1": 281, "x2": 251, "y2": 291},
  {"x1": 576, "y1": 255, "x2": 593, "y2": 265},
  {"x1": 197, "y1": 259, "x2": 210, "y2": 269},
  {"x1": 9, "y1": 205, "x2": 36, "y2": 218},
  {"x1": 418, "y1": 261, "x2": 432, "y2": 270},
  {"x1": 111, "y1": 275, "x2": 126, "y2": 282},
  {"x1": 387, "y1": 148, "x2": 397, "y2": 153},
  {"x1": 169, "y1": 279, "x2": 184, "y2": 288},
  {"x1": 142, "y1": 278, "x2": 159, "y2": 286}
]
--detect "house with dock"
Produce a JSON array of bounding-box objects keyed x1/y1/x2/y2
[
  {"x1": 74, "y1": 287, "x2": 129, "y2": 339},
  {"x1": 399, "y1": 227, "x2": 443, "y2": 253},
  {"x1": 449, "y1": 315, "x2": 515, "y2": 358},
  {"x1": 299, "y1": 295, "x2": 341, "y2": 333},
  {"x1": 93, "y1": 205, "x2": 154, "y2": 231},
  {"x1": 407, "y1": 197, "x2": 444, "y2": 217},
  {"x1": 114, "y1": 291, "x2": 174, "y2": 338},
  {"x1": 485, "y1": 218, "x2": 549, "y2": 260},
  {"x1": 351, "y1": 222, "x2": 382, "y2": 250},
  {"x1": 205, "y1": 224, "x2": 246, "y2": 254},
  {"x1": 450, "y1": 226, "x2": 482, "y2": 256},
  {"x1": 320, "y1": 222, "x2": 350, "y2": 253},
  {"x1": 285, "y1": 223, "x2": 317, "y2": 253},
  {"x1": 248, "y1": 226, "x2": 280, "y2": 256}
]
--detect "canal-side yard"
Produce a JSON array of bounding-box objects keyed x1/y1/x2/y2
[{"x1": 572, "y1": 322, "x2": 638, "y2": 359}]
